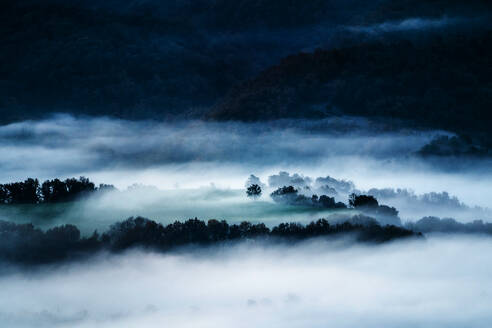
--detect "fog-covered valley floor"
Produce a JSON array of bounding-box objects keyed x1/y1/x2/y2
[
  {"x1": 0, "y1": 115, "x2": 491, "y2": 232},
  {"x1": 2, "y1": 236, "x2": 492, "y2": 328},
  {"x1": 2, "y1": 0, "x2": 492, "y2": 326},
  {"x1": 1, "y1": 115, "x2": 492, "y2": 328}
]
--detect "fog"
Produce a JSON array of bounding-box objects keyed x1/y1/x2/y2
[
  {"x1": 1, "y1": 235, "x2": 492, "y2": 327},
  {"x1": 347, "y1": 17, "x2": 462, "y2": 34},
  {"x1": 2, "y1": 1, "x2": 491, "y2": 326},
  {"x1": 0, "y1": 185, "x2": 354, "y2": 234},
  {"x1": 0, "y1": 115, "x2": 441, "y2": 177},
  {"x1": 0, "y1": 115, "x2": 491, "y2": 232}
]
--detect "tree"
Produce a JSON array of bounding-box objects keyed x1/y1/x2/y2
[
  {"x1": 246, "y1": 184, "x2": 262, "y2": 199},
  {"x1": 4, "y1": 178, "x2": 40, "y2": 204},
  {"x1": 0, "y1": 185, "x2": 8, "y2": 204},
  {"x1": 270, "y1": 185, "x2": 297, "y2": 197},
  {"x1": 65, "y1": 176, "x2": 95, "y2": 199},
  {"x1": 318, "y1": 195, "x2": 346, "y2": 209},
  {"x1": 41, "y1": 178, "x2": 68, "y2": 203},
  {"x1": 40, "y1": 177, "x2": 98, "y2": 203},
  {"x1": 98, "y1": 184, "x2": 117, "y2": 193},
  {"x1": 349, "y1": 193, "x2": 379, "y2": 208}
]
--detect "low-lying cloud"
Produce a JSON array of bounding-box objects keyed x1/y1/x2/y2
[
  {"x1": 0, "y1": 115, "x2": 491, "y2": 226},
  {"x1": 0, "y1": 115, "x2": 441, "y2": 176},
  {"x1": 1, "y1": 236, "x2": 492, "y2": 327}
]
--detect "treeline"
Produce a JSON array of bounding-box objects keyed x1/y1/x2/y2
[
  {"x1": 0, "y1": 177, "x2": 115, "y2": 204},
  {"x1": 348, "y1": 193, "x2": 399, "y2": 219},
  {"x1": 270, "y1": 186, "x2": 347, "y2": 209},
  {"x1": 269, "y1": 186, "x2": 399, "y2": 217},
  {"x1": 267, "y1": 187, "x2": 401, "y2": 226},
  {"x1": 0, "y1": 217, "x2": 418, "y2": 265},
  {"x1": 405, "y1": 216, "x2": 492, "y2": 234}
]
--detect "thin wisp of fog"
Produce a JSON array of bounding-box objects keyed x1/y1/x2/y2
[{"x1": 2, "y1": 236, "x2": 492, "y2": 328}]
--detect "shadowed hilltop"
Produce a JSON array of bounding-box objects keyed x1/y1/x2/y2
[{"x1": 1, "y1": 1, "x2": 491, "y2": 156}]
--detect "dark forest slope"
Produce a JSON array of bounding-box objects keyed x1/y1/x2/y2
[
  {"x1": 1, "y1": 0, "x2": 491, "y2": 125},
  {"x1": 210, "y1": 31, "x2": 492, "y2": 148}
]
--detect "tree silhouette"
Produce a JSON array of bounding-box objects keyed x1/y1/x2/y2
[
  {"x1": 1, "y1": 178, "x2": 40, "y2": 204},
  {"x1": 349, "y1": 193, "x2": 379, "y2": 208},
  {"x1": 246, "y1": 184, "x2": 262, "y2": 199},
  {"x1": 0, "y1": 216, "x2": 421, "y2": 265},
  {"x1": 0, "y1": 177, "x2": 113, "y2": 204}
]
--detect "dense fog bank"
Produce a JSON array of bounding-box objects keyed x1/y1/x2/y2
[
  {"x1": 0, "y1": 115, "x2": 440, "y2": 173},
  {"x1": 0, "y1": 182, "x2": 489, "y2": 235},
  {"x1": 0, "y1": 116, "x2": 490, "y2": 237},
  {"x1": 1, "y1": 116, "x2": 491, "y2": 209},
  {"x1": 1, "y1": 236, "x2": 492, "y2": 327}
]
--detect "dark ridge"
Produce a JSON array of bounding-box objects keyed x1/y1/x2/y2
[
  {"x1": 1, "y1": 0, "x2": 491, "y2": 125},
  {"x1": 0, "y1": 217, "x2": 419, "y2": 265},
  {"x1": 0, "y1": 0, "x2": 370, "y2": 124},
  {"x1": 417, "y1": 135, "x2": 492, "y2": 157},
  {"x1": 209, "y1": 31, "x2": 492, "y2": 150}
]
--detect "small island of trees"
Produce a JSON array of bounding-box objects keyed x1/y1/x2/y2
[
  {"x1": 246, "y1": 184, "x2": 262, "y2": 199},
  {"x1": 0, "y1": 177, "x2": 115, "y2": 204}
]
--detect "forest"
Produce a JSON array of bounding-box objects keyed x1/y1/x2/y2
[
  {"x1": 0, "y1": 216, "x2": 419, "y2": 265},
  {"x1": 2, "y1": 177, "x2": 492, "y2": 266},
  {"x1": 210, "y1": 31, "x2": 492, "y2": 152},
  {"x1": 0, "y1": 177, "x2": 114, "y2": 204}
]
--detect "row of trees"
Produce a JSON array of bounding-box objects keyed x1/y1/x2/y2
[
  {"x1": 247, "y1": 184, "x2": 347, "y2": 209},
  {"x1": 246, "y1": 185, "x2": 400, "y2": 226},
  {"x1": 247, "y1": 184, "x2": 398, "y2": 213},
  {"x1": 0, "y1": 217, "x2": 418, "y2": 265},
  {"x1": 269, "y1": 186, "x2": 347, "y2": 209},
  {"x1": 0, "y1": 177, "x2": 115, "y2": 204}
]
